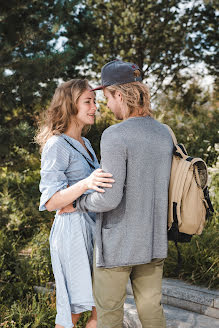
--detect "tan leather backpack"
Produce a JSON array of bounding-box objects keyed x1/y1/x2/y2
[{"x1": 166, "y1": 125, "x2": 214, "y2": 244}]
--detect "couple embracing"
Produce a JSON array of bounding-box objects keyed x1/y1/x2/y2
[{"x1": 36, "y1": 60, "x2": 173, "y2": 328}]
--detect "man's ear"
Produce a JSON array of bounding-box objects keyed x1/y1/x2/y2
[{"x1": 115, "y1": 90, "x2": 123, "y2": 102}]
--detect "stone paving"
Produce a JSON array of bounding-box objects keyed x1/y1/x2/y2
[
  {"x1": 35, "y1": 278, "x2": 219, "y2": 327},
  {"x1": 162, "y1": 278, "x2": 219, "y2": 319},
  {"x1": 124, "y1": 278, "x2": 219, "y2": 328},
  {"x1": 124, "y1": 297, "x2": 219, "y2": 328}
]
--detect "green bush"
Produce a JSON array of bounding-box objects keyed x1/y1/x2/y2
[
  {"x1": 0, "y1": 230, "x2": 32, "y2": 306},
  {"x1": 0, "y1": 83, "x2": 218, "y2": 326},
  {"x1": 0, "y1": 292, "x2": 90, "y2": 328},
  {"x1": 27, "y1": 225, "x2": 53, "y2": 287},
  {"x1": 0, "y1": 293, "x2": 56, "y2": 328},
  {"x1": 0, "y1": 156, "x2": 53, "y2": 307},
  {"x1": 164, "y1": 222, "x2": 219, "y2": 288},
  {"x1": 155, "y1": 81, "x2": 218, "y2": 167}
]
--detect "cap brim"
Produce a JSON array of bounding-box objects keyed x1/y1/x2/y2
[{"x1": 90, "y1": 85, "x2": 104, "y2": 91}]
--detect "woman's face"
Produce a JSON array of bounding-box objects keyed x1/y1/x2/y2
[{"x1": 75, "y1": 89, "x2": 97, "y2": 126}]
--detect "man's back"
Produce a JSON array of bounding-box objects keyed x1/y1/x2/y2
[
  {"x1": 78, "y1": 116, "x2": 173, "y2": 268},
  {"x1": 77, "y1": 60, "x2": 169, "y2": 328}
]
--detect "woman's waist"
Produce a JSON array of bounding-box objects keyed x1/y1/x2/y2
[{"x1": 55, "y1": 210, "x2": 96, "y2": 221}]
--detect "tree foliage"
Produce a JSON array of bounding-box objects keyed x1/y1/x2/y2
[
  {"x1": 0, "y1": 0, "x2": 94, "y2": 166},
  {"x1": 0, "y1": 3, "x2": 95, "y2": 321},
  {"x1": 0, "y1": 1, "x2": 218, "y2": 325},
  {"x1": 154, "y1": 79, "x2": 218, "y2": 166},
  {"x1": 0, "y1": 0, "x2": 93, "y2": 112},
  {"x1": 83, "y1": 0, "x2": 218, "y2": 90}
]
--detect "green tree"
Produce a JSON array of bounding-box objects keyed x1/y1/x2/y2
[
  {"x1": 0, "y1": 0, "x2": 94, "y2": 166},
  {"x1": 0, "y1": 0, "x2": 95, "y2": 310},
  {"x1": 82, "y1": 0, "x2": 218, "y2": 90},
  {"x1": 154, "y1": 79, "x2": 218, "y2": 166}
]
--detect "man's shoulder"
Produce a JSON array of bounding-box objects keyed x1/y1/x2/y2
[
  {"x1": 101, "y1": 117, "x2": 169, "y2": 141},
  {"x1": 100, "y1": 123, "x2": 128, "y2": 150},
  {"x1": 102, "y1": 122, "x2": 125, "y2": 139}
]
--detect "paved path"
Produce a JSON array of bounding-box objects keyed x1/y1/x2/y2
[
  {"x1": 124, "y1": 278, "x2": 219, "y2": 328},
  {"x1": 35, "y1": 278, "x2": 219, "y2": 327},
  {"x1": 124, "y1": 296, "x2": 219, "y2": 327}
]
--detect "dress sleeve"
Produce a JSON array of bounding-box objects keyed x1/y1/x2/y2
[{"x1": 39, "y1": 137, "x2": 70, "y2": 211}]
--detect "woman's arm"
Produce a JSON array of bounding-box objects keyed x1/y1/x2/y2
[{"x1": 45, "y1": 168, "x2": 114, "y2": 212}]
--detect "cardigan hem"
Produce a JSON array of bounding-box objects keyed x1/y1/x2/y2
[{"x1": 96, "y1": 255, "x2": 168, "y2": 269}]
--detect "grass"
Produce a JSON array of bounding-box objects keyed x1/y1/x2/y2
[
  {"x1": 0, "y1": 293, "x2": 90, "y2": 328},
  {"x1": 164, "y1": 221, "x2": 219, "y2": 288}
]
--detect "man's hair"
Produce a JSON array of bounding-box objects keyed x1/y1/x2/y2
[{"x1": 106, "y1": 72, "x2": 152, "y2": 118}]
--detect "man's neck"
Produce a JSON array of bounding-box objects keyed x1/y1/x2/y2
[{"x1": 127, "y1": 112, "x2": 147, "y2": 119}]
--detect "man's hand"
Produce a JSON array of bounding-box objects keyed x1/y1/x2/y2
[{"x1": 58, "y1": 203, "x2": 77, "y2": 215}]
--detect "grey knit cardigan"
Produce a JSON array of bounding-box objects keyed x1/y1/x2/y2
[{"x1": 77, "y1": 116, "x2": 173, "y2": 268}]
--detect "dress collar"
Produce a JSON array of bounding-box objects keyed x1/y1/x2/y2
[{"x1": 61, "y1": 134, "x2": 94, "y2": 163}]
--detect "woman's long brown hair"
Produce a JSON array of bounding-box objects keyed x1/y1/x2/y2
[{"x1": 35, "y1": 79, "x2": 91, "y2": 152}]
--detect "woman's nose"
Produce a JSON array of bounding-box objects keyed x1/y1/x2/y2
[{"x1": 92, "y1": 102, "x2": 97, "y2": 110}]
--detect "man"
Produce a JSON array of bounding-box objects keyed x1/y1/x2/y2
[{"x1": 77, "y1": 60, "x2": 173, "y2": 328}]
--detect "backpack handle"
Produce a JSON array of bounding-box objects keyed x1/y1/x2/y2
[{"x1": 165, "y1": 125, "x2": 178, "y2": 146}]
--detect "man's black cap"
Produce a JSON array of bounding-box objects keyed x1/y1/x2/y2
[{"x1": 91, "y1": 60, "x2": 142, "y2": 91}]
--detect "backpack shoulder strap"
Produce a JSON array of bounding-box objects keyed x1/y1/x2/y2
[{"x1": 164, "y1": 124, "x2": 178, "y2": 146}]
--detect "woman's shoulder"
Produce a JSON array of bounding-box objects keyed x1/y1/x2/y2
[{"x1": 42, "y1": 135, "x2": 68, "y2": 155}]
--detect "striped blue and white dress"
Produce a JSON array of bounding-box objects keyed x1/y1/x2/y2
[{"x1": 39, "y1": 134, "x2": 99, "y2": 328}]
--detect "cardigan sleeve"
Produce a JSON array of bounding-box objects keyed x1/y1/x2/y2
[{"x1": 76, "y1": 127, "x2": 127, "y2": 213}]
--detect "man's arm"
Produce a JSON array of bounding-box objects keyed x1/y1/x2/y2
[{"x1": 76, "y1": 128, "x2": 127, "y2": 212}]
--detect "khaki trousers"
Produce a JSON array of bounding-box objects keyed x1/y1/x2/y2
[{"x1": 93, "y1": 256, "x2": 166, "y2": 328}]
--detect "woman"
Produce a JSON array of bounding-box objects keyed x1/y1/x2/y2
[{"x1": 36, "y1": 79, "x2": 114, "y2": 328}]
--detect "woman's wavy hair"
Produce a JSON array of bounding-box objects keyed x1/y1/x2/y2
[
  {"x1": 35, "y1": 79, "x2": 91, "y2": 151},
  {"x1": 106, "y1": 71, "x2": 152, "y2": 119}
]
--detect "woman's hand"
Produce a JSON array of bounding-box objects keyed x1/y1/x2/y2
[
  {"x1": 84, "y1": 168, "x2": 115, "y2": 193},
  {"x1": 57, "y1": 169, "x2": 114, "y2": 215},
  {"x1": 58, "y1": 203, "x2": 76, "y2": 215}
]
